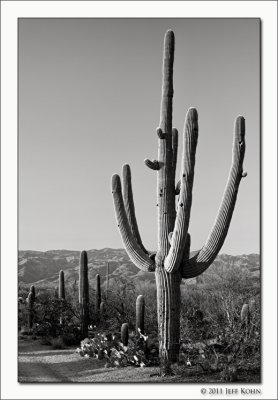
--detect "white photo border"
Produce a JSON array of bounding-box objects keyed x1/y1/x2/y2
[{"x1": 1, "y1": 1, "x2": 277, "y2": 399}]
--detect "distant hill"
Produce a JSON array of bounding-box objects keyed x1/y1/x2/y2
[{"x1": 18, "y1": 249, "x2": 260, "y2": 288}]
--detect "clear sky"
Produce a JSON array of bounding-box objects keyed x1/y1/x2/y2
[{"x1": 19, "y1": 18, "x2": 260, "y2": 254}]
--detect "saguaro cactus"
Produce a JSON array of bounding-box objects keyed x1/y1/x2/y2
[
  {"x1": 96, "y1": 274, "x2": 101, "y2": 313},
  {"x1": 30, "y1": 285, "x2": 36, "y2": 300},
  {"x1": 27, "y1": 286, "x2": 35, "y2": 329},
  {"x1": 121, "y1": 323, "x2": 129, "y2": 346},
  {"x1": 58, "y1": 270, "x2": 65, "y2": 300},
  {"x1": 79, "y1": 250, "x2": 89, "y2": 338},
  {"x1": 100, "y1": 301, "x2": 105, "y2": 316},
  {"x1": 111, "y1": 30, "x2": 247, "y2": 364},
  {"x1": 136, "y1": 295, "x2": 145, "y2": 335},
  {"x1": 106, "y1": 262, "x2": 110, "y2": 298}
]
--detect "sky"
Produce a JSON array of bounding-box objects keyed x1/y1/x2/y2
[{"x1": 19, "y1": 18, "x2": 260, "y2": 254}]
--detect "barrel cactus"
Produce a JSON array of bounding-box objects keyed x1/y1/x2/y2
[
  {"x1": 79, "y1": 250, "x2": 89, "y2": 338},
  {"x1": 111, "y1": 30, "x2": 246, "y2": 364}
]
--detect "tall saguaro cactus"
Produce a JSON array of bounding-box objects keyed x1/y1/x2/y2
[
  {"x1": 59, "y1": 270, "x2": 65, "y2": 300},
  {"x1": 111, "y1": 30, "x2": 247, "y2": 364},
  {"x1": 79, "y1": 250, "x2": 89, "y2": 339},
  {"x1": 96, "y1": 274, "x2": 101, "y2": 313},
  {"x1": 106, "y1": 262, "x2": 110, "y2": 298}
]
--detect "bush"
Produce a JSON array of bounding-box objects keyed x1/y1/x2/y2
[{"x1": 51, "y1": 336, "x2": 66, "y2": 349}]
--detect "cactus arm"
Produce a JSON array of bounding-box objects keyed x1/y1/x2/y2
[
  {"x1": 122, "y1": 164, "x2": 149, "y2": 254},
  {"x1": 181, "y1": 116, "x2": 246, "y2": 279},
  {"x1": 112, "y1": 174, "x2": 155, "y2": 272},
  {"x1": 157, "y1": 30, "x2": 176, "y2": 258},
  {"x1": 144, "y1": 159, "x2": 160, "y2": 170},
  {"x1": 164, "y1": 108, "x2": 198, "y2": 273},
  {"x1": 157, "y1": 127, "x2": 166, "y2": 140}
]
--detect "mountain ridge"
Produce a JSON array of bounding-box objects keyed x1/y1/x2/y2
[{"x1": 18, "y1": 248, "x2": 260, "y2": 288}]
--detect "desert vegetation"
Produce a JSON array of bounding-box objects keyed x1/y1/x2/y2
[{"x1": 18, "y1": 253, "x2": 260, "y2": 382}]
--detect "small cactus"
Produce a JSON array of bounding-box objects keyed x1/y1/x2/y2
[
  {"x1": 58, "y1": 270, "x2": 65, "y2": 300},
  {"x1": 79, "y1": 250, "x2": 89, "y2": 338},
  {"x1": 121, "y1": 323, "x2": 129, "y2": 346},
  {"x1": 136, "y1": 295, "x2": 145, "y2": 335}
]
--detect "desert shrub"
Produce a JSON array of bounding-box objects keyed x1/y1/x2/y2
[
  {"x1": 20, "y1": 290, "x2": 81, "y2": 342},
  {"x1": 179, "y1": 267, "x2": 260, "y2": 378},
  {"x1": 39, "y1": 336, "x2": 52, "y2": 346},
  {"x1": 99, "y1": 276, "x2": 138, "y2": 332},
  {"x1": 51, "y1": 336, "x2": 66, "y2": 349}
]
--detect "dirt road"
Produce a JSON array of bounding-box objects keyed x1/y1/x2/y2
[{"x1": 18, "y1": 338, "x2": 165, "y2": 383}]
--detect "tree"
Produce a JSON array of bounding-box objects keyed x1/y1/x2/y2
[{"x1": 111, "y1": 30, "x2": 247, "y2": 366}]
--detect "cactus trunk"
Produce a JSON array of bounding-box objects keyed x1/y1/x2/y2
[
  {"x1": 79, "y1": 250, "x2": 89, "y2": 339},
  {"x1": 155, "y1": 267, "x2": 181, "y2": 362}
]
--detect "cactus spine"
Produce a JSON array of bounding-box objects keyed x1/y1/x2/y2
[
  {"x1": 58, "y1": 270, "x2": 65, "y2": 300},
  {"x1": 121, "y1": 323, "x2": 129, "y2": 346},
  {"x1": 79, "y1": 250, "x2": 89, "y2": 338},
  {"x1": 136, "y1": 295, "x2": 145, "y2": 335},
  {"x1": 111, "y1": 30, "x2": 246, "y2": 364}
]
